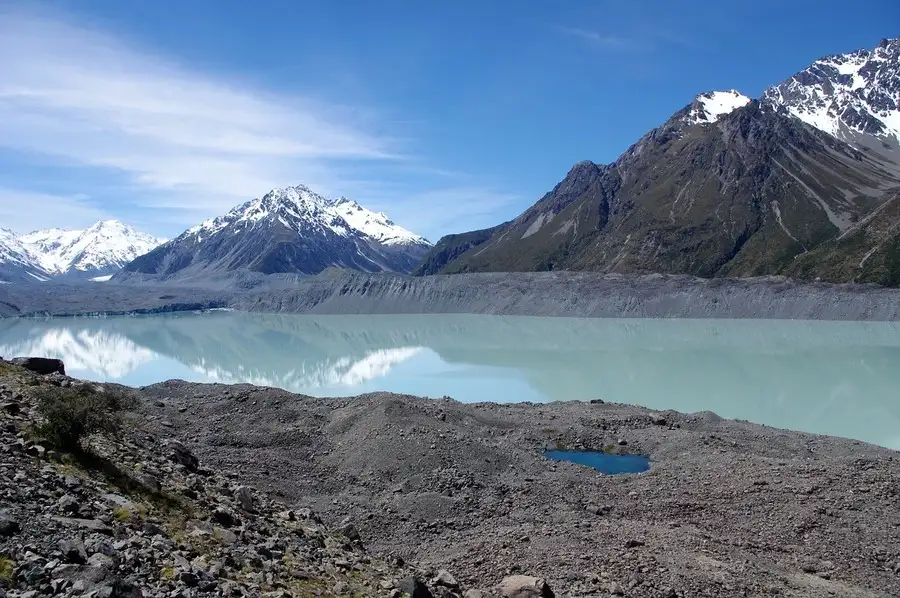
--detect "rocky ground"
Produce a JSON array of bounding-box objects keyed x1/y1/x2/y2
[
  {"x1": 2, "y1": 359, "x2": 900, "y2": 598},
  {"x1": 0, "y1": 359, "x2": 501, "y2": 598},
  {"x1": 4, "y1": 270, "x2": 900, "y2": 320}
]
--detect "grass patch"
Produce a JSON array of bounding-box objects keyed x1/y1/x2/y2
[
  {"x1": 113, "y1": 507, "x2": 134, "y2": 522},
  {"x1": 0, "y1": 556, "x2": 14, "y2": 582}
]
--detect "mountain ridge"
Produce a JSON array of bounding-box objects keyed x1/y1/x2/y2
[
  {"x1": 120, "y1": 184, "x2": 431, "y2": 279},
  {"x1": 0, "y1": 220, "x2": 164, "y2": 282}
]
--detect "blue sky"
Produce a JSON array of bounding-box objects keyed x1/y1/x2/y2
[{"x1": 0, "y1": 0, "x2": 896, "y2": 241}]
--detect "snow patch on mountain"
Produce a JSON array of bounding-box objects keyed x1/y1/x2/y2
[
  {"x1": 763, "y1": 38, "x2": 900, "y2": 148},
  {"x1": 22, "y1": 220, "x2": 166, "y2": 277},
  {"x1": 688, "y1": 91, "x2": 751, "y2": 125}
]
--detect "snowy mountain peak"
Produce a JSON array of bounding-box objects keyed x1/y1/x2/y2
[
  {"x1": 186, "y1": 184, "x2": 429, "y2": 247},
  {"x1": 687, "y1": 90, "x2": 752, "y2": 125},
  {"x1": 19, "y1": 220, "x2": 165, "y2": 279},
  {"x1": 0, "y1": 228, "x2": 50, "y2": 282},
  {"x1": 763, "y1": 37, "x2": 900, "y2": 150}
]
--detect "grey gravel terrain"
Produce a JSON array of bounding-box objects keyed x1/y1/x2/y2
[
  {"x1": 138, "y1": 380, "x2": 900, "y2": 598},
  {"x1": 4, "y1": 270, "x2": 900, "y2": 320}
]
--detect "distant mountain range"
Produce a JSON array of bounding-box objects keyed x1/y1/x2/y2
[
  {"x1": 415, "y1": 37, "x2": 900, "y2": 286},
  {"x1": 0, "y1": 221, "x2": 165, "y2": 282},
  {"x1": 119, "y1": 185, "x2": 431, "y2": 279}
]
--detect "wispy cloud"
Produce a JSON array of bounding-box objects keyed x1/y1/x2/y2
[
  {"x1": 558, "y1": 24, "x2": 697, "y2": 55},
  {"x1": 558, "y1": 27, "x2": 636, "y2": 50},
  {"x1": 0, "y1": 7, "x2": 409, "y2": 232},
  {"x1": 0, "y1": 188, "x2": 112, "y2": 233}
]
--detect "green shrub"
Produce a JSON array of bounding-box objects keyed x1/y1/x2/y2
[
  {"x1": 34, "y1": 384, "x2": 129, "y2": 451},
  {"x1": 0, "y1": 556, "x2": 13, "y2": 581}
]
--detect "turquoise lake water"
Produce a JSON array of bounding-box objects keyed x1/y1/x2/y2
[
  {"x1": 1, "y1": 312, "x2": 899, "y2": 450},
  {"x1": 544, "y1": 450, "x2": 651, "y2": 474}
]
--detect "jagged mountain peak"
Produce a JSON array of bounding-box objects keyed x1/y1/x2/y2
[
  {"x1": 687, "y1": 90, "x2": 752, "y2": 125},
  {"x1": 763, "y1": 36, "x2": 900, "y2": 152}
]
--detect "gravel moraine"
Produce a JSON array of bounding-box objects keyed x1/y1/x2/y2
[{"x1": 135, "y1": 380, "x2": 900, "y2": 598}]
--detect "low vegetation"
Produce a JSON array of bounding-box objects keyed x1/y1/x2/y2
[{"x1": 33, "y1": 383, "x2": 131, "y2": 451}]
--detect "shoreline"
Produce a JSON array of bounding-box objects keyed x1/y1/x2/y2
[{"x1": 2, "y1": 271, "x2": 900, "y2": 320}]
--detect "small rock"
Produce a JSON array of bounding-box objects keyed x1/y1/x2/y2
[
  {"x1": 58, "y1": 538, "x2": 88, "y2": 564},
  {"x1": 0, "y1": 510, "x2": 20, "y2": 536},
  {"x1": 464, "y1": 591, "x2": 486, "y2": 598},
  {"x1": 498, "y1": 575, "x2": 554, "y2": 598},
  {"x1": 52, "y1": 516, "x2": 113, "y2": 534},
  {"x1": 165, "y1": 439, "x2": 199, "y2": 472},
  {"x1": 102, "y1": 493, "x2": 135, "y2": 510},
  {"x1": 589, "y1": 398, "x2": 605, "y2": 404},
  {"x1": 0, "y1": 401, "x2": 20, "y2": 415},
  {"x1": 650, "y1": 413, "x2": 667, "y2": 425},
  {"x1": 625, "y1": 539, "x2": 645, "y2": 548},
  {"x1": 135, "y1": 473, "x2": 161, "y2": 494},
  {"x1": 617, "y1": 438, "x2": 628, "y2": 446},
  {"x1": 607, "y1": 581, "x2": 625, "y2": 595},
  {"x1": 179, "y1": 571, "x2": 200, "y2": 587},
  {"x1": 212, "y1": 508, "x2": 241, "y2": 528},
  {"x1": 398, "y1": 576, "x2": 433, "y2": 598},
  {"x1": 58, "y1": 494, "x2": 81, "y2": 514},
  {"x1": 234, "y1": 486, "x2": 256, "y2": 513},
  {"x1": 434, "y1": 569, "x2": 459, "y2": 589}
]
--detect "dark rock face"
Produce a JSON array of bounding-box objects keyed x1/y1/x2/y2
[
  {"x1": 10, "y1": 357, "x2": 65, "y2": 376},
  {"x1": 412, "y1": 223, "x2": 509, "y2": 276}
]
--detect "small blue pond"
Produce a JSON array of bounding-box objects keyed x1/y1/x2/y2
[{"x1": 544, "y1": 450, "x2": 650, "y2": 474}]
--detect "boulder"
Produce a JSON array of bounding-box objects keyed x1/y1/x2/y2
[
  {"x1": 498, "y1": 575, "x2": 554, "y2": 598},
  {"x1": 165, "y1": 439, "x2": 199, "y2": 472},
  {"x1": 10, "y1": 357, "x2": 65, "y2": 376}
]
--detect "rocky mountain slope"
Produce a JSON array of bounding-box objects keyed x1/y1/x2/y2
[
  {"x1": 120, "y1": 186, "x2": 431, "y2": 280},
  {"x1": 419, "y1": 37, "x2": 900, "y2": 285},
  {"x1": 21, "y1": 221, "x2": 165, "y2": 281}
]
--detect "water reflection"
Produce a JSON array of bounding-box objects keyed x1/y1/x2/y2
[{"x1": 1, "y1": 312, "x2": 899, "y2": 449}]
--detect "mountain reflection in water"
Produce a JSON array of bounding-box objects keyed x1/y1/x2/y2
[{"x1": 1, "y1": 312, "x2": 900, "y2": 449}]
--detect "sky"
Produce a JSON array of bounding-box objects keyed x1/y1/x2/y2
[{"x1": 0, "y1": 0, "x2": 896, "y2": 242}]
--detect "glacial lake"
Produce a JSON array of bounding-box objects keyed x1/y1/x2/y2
[{"x1": 1, "y1": 312, "x2": 899, "y2": 450}]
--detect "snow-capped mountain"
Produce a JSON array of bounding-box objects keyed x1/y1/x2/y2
[
  {"x1": 763, "y1": 37, "x2": 900, "y2": 155},
  {"x1": 20, "y1": 220, "x2": 166, "y2": 280},
  {"x1": 0, "y1": 229, "x2": 51, "y2": 282},
  {"x1": 686, "y1": 90, "x2": 751, "y2": 125},
  {"x1": 121, "y1": 185, "x2": 431, "y2": 279}
]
